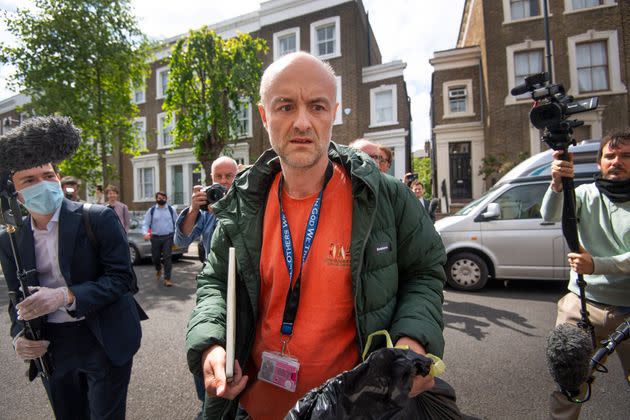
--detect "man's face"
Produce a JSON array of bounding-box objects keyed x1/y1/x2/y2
[
  {"x1": 156, "y1": 193, "x2": 167, "y2": 203},
  {"x1": 599, "y1": 141, "x2": 630, "y2": 180},
  {"x1": 107, "y1": 190, "x2": 118, "y2": 202},
  {"x1": 378, "y1": 151, "x2": 391, "y2": 173},
  {"x1": 212, "y1": 161, "x2": 237, "y2": 189},
  {"x1": 412, "y1": 183, "x2": 424, "y2": 199},
  {"x1": 258, "y1": 57, "x2": 338, "y2": 170},
  {"x1": 12, "y1": 164, "x2": 60, "y2": 201}
]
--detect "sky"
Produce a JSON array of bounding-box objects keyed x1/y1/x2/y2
[{"x1": 0, "y1": 0, "x2": 466, "y2": 151}]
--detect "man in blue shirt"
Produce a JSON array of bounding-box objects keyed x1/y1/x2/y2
[
  {"x1": 142, "y1": 191, "x2": 177, "y2": 286},
  {"x1": 175, "y1": 156, "x2": 238, "y2": 259},
  {"x1": 174, "y1": 156, "x2": 237, "y2": 411}
]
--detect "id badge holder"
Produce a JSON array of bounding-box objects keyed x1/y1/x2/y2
[{"x1": 258, "y1": 351, "x2": 300, "y2": 392}]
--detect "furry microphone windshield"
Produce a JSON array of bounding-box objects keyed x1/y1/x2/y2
[
  {"x1": 545, "y1": 323, "x2": 594, "y2": 395},
  {"x1": 0, "y1": 115, "x2": 81, "y2": 173}
]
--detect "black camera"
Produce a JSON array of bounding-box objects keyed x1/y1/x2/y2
[
  {"x1": 511, "y1": 72, "x2": 598, "y2": 150},
  {"x1": 200, "y1": 183, "x2": 227, "y2": 211}
]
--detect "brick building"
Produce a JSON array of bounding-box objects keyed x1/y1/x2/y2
[
  {"x1": 0, "y1": 0, "x2": 412, "y2": 211},
  {"x1": 430, "y1": 0, "x2": 628, "y2": 206}
]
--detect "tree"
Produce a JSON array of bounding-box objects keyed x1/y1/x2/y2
[
  {"x1": 478, "y1": 151, "x2": 529, "y2": 186},
  {"x1": 412, "y1": 157, "x2": 433, "y2": 198},
  {"x1": 0, "y1": 0, "x2": 150, "y2": 186},
  {"x1": 164, "y1": 26, "x2": 267, "y2": 184}
]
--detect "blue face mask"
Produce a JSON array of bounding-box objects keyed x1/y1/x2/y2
[{"x1": 19, "y1": 181, "x2": 64, "y2": 215}]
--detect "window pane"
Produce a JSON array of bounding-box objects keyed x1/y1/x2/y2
[
  {"x1": 236, "y1": 102, "x2": 250, "y2": 137},
  {"x1": 573, "y1": 0, "x2": 604, "y2": 9},
  {"x1": 495, "y1": 184, "x2": 547, "y2": 220},
  {"x1": 172, "y1": 165, "x2": 184, "y2": 205},
  {"x1": 316, "y1": 23, "x2": 335, "y2": 56},
  {"x1": 511, "y1": 0, "x2": 540, "y2": 19},
  {"x1": 576, "y1": 41, "x2": 608, "y2": 92},
  {"x1": 514, "y1": 49, "x2": 543, "y2": 87},
  {"x1": 160, "y1": 71, "x2": 169, "y2": 96},
  {"x1": 449, "y1": 98, "x2": 466, "y2": 113},
  {"x1": 375, "y1": 90, "x2": 393, "y2": 122},
  {"x1": 279, "y1": 34, "x2": 296, "y2": 56}
]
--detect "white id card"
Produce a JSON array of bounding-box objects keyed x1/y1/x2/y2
[{"x1": 258, "y1": 351, "x2": 300, "y2": 392}]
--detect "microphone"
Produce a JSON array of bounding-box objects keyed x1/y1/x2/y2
[
  {"x1": 0, "y1": 115, "x2": 81, "y2": 174},
  {"x1": 545, "y1": 323, "x2": 594, "y2": 397},
  {"x1": 591, "y1": 318, "x2": 629, "y2": 370},
  {"x1": 510, "y1": 82, "x2": 530, "y2": 97}
]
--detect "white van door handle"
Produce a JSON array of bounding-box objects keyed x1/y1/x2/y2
[{"x1": 540, "y1": 221, "x2": 555, "y2": 226}]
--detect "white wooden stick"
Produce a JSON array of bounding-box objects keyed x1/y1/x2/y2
[{"x1": 225, "y1": 247, "x2": 236, "y2": 380}]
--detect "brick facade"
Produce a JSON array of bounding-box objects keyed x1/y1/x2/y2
[
  {"x1": 0, "y1": 0, "x2": 411, "y2": 211},
  {"x1": 431, "y1": 0, "x2": 629, "y2": 206}
]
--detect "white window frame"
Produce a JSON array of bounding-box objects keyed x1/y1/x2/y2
[
  {"x1": 369, "y1": 84, "x2": 398, "y2": 128},
  {"x1": 504, "y1": 39, "x2": 553, "y2": 106},
  {"x1": 157, "y1": 112, "x2": 175, "y2": 149},
  {"x1": 235, "y1": 100, "x2": 253, "y2": 139},
  {"x1": 567, "y1": 30, "x2": 626, "y2": 97},
  {"x1": 165, "y1": 148, "x2": 198, "y2": 207},
  {"x1": 155, "y1": 66, "x2": 169, "y2": 99},
  {"x1": 334, "y1": 76, "x2": 342, "y2": 125},
  {"x1": 310, "y1": 16, "x2": 341, "y2": 60},
  {"x1": 133, "y1": 117, "x2": 147, "y2": 150},
  {"x1": 564, "y1": 0, "x2": 616, "y2": 13},
  {"x1": 443, "y1": 79, "x2": 475, "y2": 119},
  {"x1": 132, "y1": 153, "x2": 159, "y2": 203},
  {"x1": 273, "y1": 27, "x2": 300, "y2": 61},
  {"x1": 502, "y1": 0, "x2": 546, "y2": 24},
  {"x1": 131, "y1": 79, "x2": 146, "y2": 104}
]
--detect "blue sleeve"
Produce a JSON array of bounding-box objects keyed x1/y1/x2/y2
[
  {"x1": 174, "y1": 207, "x2": 199, "y2": 248},
  {"x1": 142, "y1": 207, "x2": 152, "y2": 235}
]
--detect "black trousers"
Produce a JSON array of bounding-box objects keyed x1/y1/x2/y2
[
  {"x1": 44, "y1": 322, "x2": 133, "y2": 420},
  {"x1": 150, "y1": 234, "x2": 173, "y2": 279}
]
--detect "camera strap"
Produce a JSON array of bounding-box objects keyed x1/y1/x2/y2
[{"x1": 278, "y1": 161, "x2": 334, "y2": 338}]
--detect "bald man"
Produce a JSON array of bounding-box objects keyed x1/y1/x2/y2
[
  {"x1": 174, "y1": 156, "x2": 238, "y2": 257},
  {"x1": 186, "y1": 52, "x2": 448, "y2": 419}
]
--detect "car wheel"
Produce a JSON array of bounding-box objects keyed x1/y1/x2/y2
[
  {"x1": 445, "y1": 252, "x2": 489, "y2": 291},
  {"x1": 129, "y1": 244, "x2": 140, "y2": 265}
]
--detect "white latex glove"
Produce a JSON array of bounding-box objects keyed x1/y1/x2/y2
[
  {"x1": 14, "y1": 335, "x2": 50, "y2": 360},
  {"x1": 16, "y1": 287, "x2": 67, "y2": 321}
]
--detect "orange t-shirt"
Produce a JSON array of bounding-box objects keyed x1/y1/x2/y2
[{"x1": 240, "y1": 163, "x2": 358, "y2": 419}]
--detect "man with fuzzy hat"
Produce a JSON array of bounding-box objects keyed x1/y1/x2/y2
[{"x1": 0, "y1": 116, "x2": 144, "y2": 419}]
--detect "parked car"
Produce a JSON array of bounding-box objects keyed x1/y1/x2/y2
[
  {"x1": 127, "y1": 216, "x2": 186, "y2": 265},
  {"x1": 434, "y1": 140, "x2": 600, "y2": 291}
]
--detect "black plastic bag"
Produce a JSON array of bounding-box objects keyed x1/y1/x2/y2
[{"x1": 284, "y1": 347, "x2": 461, "y2": 420}]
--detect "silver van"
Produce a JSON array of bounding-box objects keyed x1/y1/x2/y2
[{"x1": 434, "y1": 140, "x2": 600, "y2": 291}]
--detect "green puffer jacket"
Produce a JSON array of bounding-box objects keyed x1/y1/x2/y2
[{"x1": 186, "y1": 142, "x2": 446, "y2": 419}]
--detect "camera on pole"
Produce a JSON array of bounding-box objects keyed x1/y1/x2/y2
[{"x1": 511, "y1": 72, "x2": 598, "y2": 151}]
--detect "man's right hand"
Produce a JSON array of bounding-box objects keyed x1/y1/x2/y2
[
  {"x1": 15, "y1": 336, "x2": 50, "y2": 360},
  {"x1": 550, "y1": 150, "x2": 574, "y2": 192},
  {"x1": 190, "y1": 185, "x2": 211, "y2": 214},
  {"x1": 202, "y1": 344, "x2": 248, "y2": 399}
]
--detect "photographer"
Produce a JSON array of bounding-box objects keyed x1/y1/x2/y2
[
  {"x1": 541, "y1": 132, "x2": 630, "y2": 419},
  {"x1": 175, "y1": 156, "x2": 238, "y2": 258}
]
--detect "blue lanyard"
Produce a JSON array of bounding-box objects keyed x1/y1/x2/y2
[{"x1": 279, "y1": 162, "x2": 334, "y2": 336}]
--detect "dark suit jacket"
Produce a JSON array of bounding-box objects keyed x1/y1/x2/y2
[
  {"x1": 420, "y1": 198, "x2": 438, "y2": 223},
  {"x1": 0, "y1": 199, "x2": 142, "y2": 366}
]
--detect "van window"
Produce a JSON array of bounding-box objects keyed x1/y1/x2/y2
[{"x1": 493, "y1": 183, "x2": 548, "y2": 220}]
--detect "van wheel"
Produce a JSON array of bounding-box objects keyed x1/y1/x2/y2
[{"x1": 445, "y1": 252, "x2": 489, "y2": 291}]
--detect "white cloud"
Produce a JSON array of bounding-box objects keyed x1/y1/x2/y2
[{"x1": 0, "y1": 0, "x2": 465, "y2": 150}]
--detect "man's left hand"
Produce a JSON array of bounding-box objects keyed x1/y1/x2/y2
[
  {"x1": 16, "y1": 287, "x2": 67, "y2": 320},
  {"x1": 568, "y1": 245, "x2": 594, "y2": 274},
  {"x1": 395, "y1": 336, "x2": 435, "y2": 397}
]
